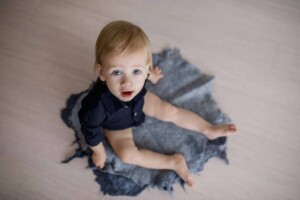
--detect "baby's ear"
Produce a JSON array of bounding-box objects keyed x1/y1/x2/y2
[{"x1": 97, "y1": 63, "x2": 105, "y2": 81}]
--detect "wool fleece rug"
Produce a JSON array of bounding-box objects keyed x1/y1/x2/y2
[{"x1": 61, "y1": 48, "x2": 232, "y2": 196}]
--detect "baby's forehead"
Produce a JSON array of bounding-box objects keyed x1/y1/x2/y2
[{"x1": 104, "y1": 49, "x2": 148, "y2": 64}]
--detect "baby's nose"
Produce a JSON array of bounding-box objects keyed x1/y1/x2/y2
[{"x1": 121, "y1": 76, "x2": 132, "y2": 87}]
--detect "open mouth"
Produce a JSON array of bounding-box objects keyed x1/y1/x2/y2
[{"x1": 121, "y1": 91, "x2": 133, "y2": 98}]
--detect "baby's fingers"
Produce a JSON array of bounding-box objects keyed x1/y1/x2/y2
[
  {"x1": 95, "y1": 160, "x2": 105, "y2": 169},
  {"x1": 156, "y1": 67, "x2": 162, "y2": 73},
  {"x1": 92, "y1": 155, "x2": 105, "y2": 169}
]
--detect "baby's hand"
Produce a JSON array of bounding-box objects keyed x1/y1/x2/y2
[
  {"x1": 92, "y1": 150, "x2": 106, "y2": 169},
  {"x1": 148, "y1": 66, "x2": 164, "y2": 84},
  {"x1": 207, "y1": 124, "x2": 237, "y2": 140}
]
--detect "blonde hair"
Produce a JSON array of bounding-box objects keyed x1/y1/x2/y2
[{"x1": 94, "y1": 20, "x2": 152, "y2": 72}]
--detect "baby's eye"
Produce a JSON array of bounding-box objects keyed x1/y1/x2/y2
[
  {"x1": 112, "y1": 70, "x2": 122, "y2": 76},
  {"x1": 133, "y1": 69, "x2": 142, "y2": 75}
]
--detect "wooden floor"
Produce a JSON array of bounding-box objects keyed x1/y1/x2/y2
[{"x1": 1, "y1": 0, "x2": 300, "y2": 199}]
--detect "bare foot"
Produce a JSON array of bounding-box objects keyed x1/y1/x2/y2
[
  {"x1": 148, "y1": 66, "x2": 164, "y2": 84},
  {"x1": 173, "y1": 154, "x2": 194, "y2": 187},
  {"x1": 206, "y1": 124, "x2": 237, "y2": 140}
]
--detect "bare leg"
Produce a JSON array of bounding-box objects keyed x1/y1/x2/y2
[
  {"x1": 105, "y1": 128, "x2": 194, "y2": 187},
  {"x1": 172, "y1": 107, "x2": 237, "y2": 140},
  {"x1": 143, "y1": 92, "x2": 237, "y2": 140}
]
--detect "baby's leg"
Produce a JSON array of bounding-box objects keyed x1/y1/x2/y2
[
  {"x1": 105, "y1": 128, "x2": 194, "y2": 187},
  {"x1": 171, "y1": 108, "x2": 237, "y2": 140},
  {"x1": 144, "y1": 92, "x2": 237, "y2": 140},
  {"x1": 167, "y1": 106, "x2": 237, "y2": 139}
]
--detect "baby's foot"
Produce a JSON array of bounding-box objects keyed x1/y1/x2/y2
[
  {"x1": 206, "y1": 124, "x2": 237, "y2": 140},
  {"x1": 173, "y1": 154, "x2": 194, "y2": 187}
]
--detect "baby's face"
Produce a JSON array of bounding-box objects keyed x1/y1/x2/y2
[{"x1": 98, "y1": 49, "x2": 149, "y2": 102}]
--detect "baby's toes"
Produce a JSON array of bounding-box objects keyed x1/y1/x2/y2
[
  {"x1": 228, "y1": 125, "x2": 237, "y2": 134},
  {"x1": 230, "y1": 125, "x2": 237, "y2": 131}
]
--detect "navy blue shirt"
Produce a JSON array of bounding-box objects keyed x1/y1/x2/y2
[{"x1": 78, "y1": 79, "x2": 147, "y2": 147}]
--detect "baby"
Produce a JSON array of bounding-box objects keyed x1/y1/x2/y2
[{"x1": 79, "y1": 20, "x2": 237, "y2": 187}]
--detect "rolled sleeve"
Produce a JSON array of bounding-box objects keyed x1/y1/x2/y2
[{"x1": 78, "y1": 105, "x2": 105, "y2": 147}]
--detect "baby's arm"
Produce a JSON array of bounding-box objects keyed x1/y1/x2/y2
[
  {"x1": 90, "y1": 142, "x2": 106, "y2": 168},
  {"x1": 148, "y1": 66, "x2": 164, "y2": 84},
  {"x1": 143, "y1": 92, "x2": 237, "y2": 140},
  {"x1": 79, "y1": 100, "x2": 107, "y2": 168}
]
